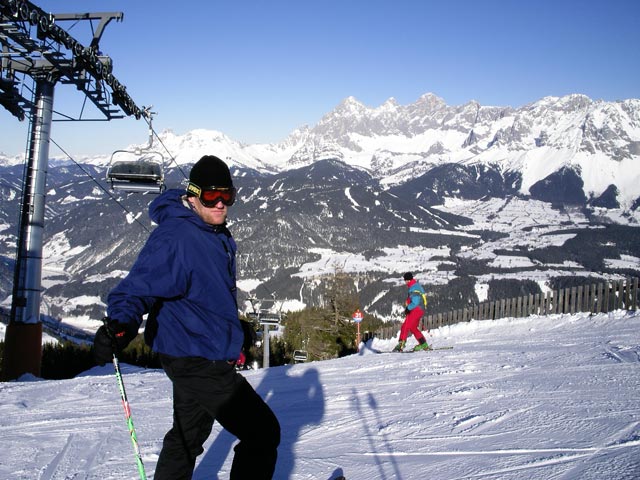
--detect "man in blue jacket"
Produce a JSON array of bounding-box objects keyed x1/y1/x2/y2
[{"x1": 93, "y1": 155, "x2": 280, "y2": 479}]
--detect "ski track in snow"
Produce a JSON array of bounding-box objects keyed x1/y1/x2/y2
[{"x1": 1, "y1": 312, "x2": 639, "y2": 479}]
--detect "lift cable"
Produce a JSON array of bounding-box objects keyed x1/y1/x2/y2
[
  {"x1": 49, "y1": 137, "x2": 152, "y2": 234},
  {"x1": 143, "y1": 115, "x2": 189, "y2": 183}
]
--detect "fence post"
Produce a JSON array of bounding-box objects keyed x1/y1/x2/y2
[
  {"x1": 608, "y1": 280, "x2": 614, "y2": 312},
  {"x1": 575, "y1": 286, "x2": 582, "y2": 313},
  {"x1": 569, "y1": 287, "x2": 575, "y2": 313},
  {"x1": 617, "y1": 280, "x2": 624, "y2": 310},
  {"x1": 626, "y1": 278, "x2": 632, "y2": 310},
  {"x1": 584, "y1": 284, "x2": 590, "y2": 312},
  {"x1": 618, "y1": 280, "x2": 624, "y2": 310},
  {"x1": 596, "y1": 282, "x2": 603, "y2": 313},
  {"x1": 616, "y1": 280, "x2": 621, "y2": 309}
]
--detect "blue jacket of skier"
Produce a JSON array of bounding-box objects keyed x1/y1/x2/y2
[
  {"x1": 106, "y1": 188, "x2": 243, "y2": 361},
  {"x1": 406, "y1": 279, "x2": 427, "y2": 312}
]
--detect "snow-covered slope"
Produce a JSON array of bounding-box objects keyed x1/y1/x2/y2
[{"x1": 0, "y1": 311, "x2": 638, "y2": 479}]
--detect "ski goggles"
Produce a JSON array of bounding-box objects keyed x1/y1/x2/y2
[{"x1": 187, "y1": 183, "x2": 236, "y2": 207}]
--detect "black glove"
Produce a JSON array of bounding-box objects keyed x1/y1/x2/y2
[
  {"x1": 404, "y1": 307, "x2": 410, "y2": 315},
  {"x1": 93, "y1": 318, "x2": 138, "y2": 366}
]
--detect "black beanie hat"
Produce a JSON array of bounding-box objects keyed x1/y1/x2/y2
[
  {"x1": 188, "y1": 155, "x2": 233, "y2": 195},
  {"x1": 403, "y1": 272, "x2": 413, "y2": 281}
]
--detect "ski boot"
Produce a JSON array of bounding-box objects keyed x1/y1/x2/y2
[
  {"x1": 392, "y1": 340, "x2": 406, "y2": 352},
  {"x1": 413, "y1": 339, "x2": 431, "y2": 351}
]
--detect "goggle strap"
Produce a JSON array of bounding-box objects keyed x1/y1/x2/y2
[{"x1": 187, "y1": 182, "x2": 201, "y2": 197}]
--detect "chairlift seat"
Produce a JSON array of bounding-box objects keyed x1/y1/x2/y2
[
  {"x1": 108, "y1": 160, "x2": 163, "y2": 181},
  {"x1": 107, "y1": 152, "x2": 165, "y2": 194},
  {"x1": 293, "y1": 350, "x2": 308, "y2": 362}
]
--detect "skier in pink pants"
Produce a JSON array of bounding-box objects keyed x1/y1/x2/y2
[{"x1": 393, "y1": 272, "x2": 430, "y2": 352}]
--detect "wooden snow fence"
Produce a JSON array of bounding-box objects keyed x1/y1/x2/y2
[{"x1": 375, "y1": 277, "x2": 640, "y2": 341}]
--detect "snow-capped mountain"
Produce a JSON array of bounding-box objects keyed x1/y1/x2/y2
[
  {"x1": 4, "y1": 92, "x2": 638, "y2": 206},
  {"x1": 173, "y1": 92, "x2": 636, "y2": 209},
  {"x1": 286, "y1": 93, "x2": 640, "y2": 207},
  {"x1": 154, "y1": 93, "x2": 640, "y2": 209}
]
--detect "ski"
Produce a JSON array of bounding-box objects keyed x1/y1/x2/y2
[
  {"x1": 412, "y1": 346, "x2": 453, "y2": 352},
  {"x1": 393, "y1": 346, "x2": 454, "y2": 353}
]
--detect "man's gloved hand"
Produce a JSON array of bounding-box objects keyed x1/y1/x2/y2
[
  {"x1": 93, "y1": 318, "x2": 138, "y2": 366},
  {"x1": 404, "y1": 307, "x2": 410, "y2": 315}
]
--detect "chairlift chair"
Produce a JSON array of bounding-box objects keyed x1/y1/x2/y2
[
  {"x1": 293, "y1": 350, "x2": 308, "y2": 363},
  {"x1": 248, "y1": 296, "x2": 283, "y2": 325},
  {"x1": 106, "y1": 106, "x2": 166, "y2": 194},
  {"x1": 106, "y1": 149, "x2": 165, "y2": 193}
]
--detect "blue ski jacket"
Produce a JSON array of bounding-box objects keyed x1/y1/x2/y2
[
  {"x1": 406, "y1": 279, "x2": 427, "y2": 313},
  {"x1": 107, "y1": 189, "x2": 243, "y2": 361}
]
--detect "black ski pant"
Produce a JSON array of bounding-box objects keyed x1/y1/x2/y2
[{"x1": 154, "y1": 355, "x2": 280, "y2": 480}]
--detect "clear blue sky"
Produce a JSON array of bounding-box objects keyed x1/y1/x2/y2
[{"x1": 2, "y1": 0, "x2": 639, "y2": 156}]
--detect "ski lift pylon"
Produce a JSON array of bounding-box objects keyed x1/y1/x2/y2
[{"x1": 106, "y1": 107, "x2": 166, "y2": 194}]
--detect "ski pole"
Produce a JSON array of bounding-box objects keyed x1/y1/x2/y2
[{"x1": 105, "y1": 320, "x2": 147, "y2": 480}]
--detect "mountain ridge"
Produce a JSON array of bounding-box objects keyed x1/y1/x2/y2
[{"x1": 2, "y1": 92, "x2": 639, "y2": 206}]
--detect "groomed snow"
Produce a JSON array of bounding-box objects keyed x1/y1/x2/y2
[{"x1": 1, "y1": 310, "x2": 639, "y2": 479}]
